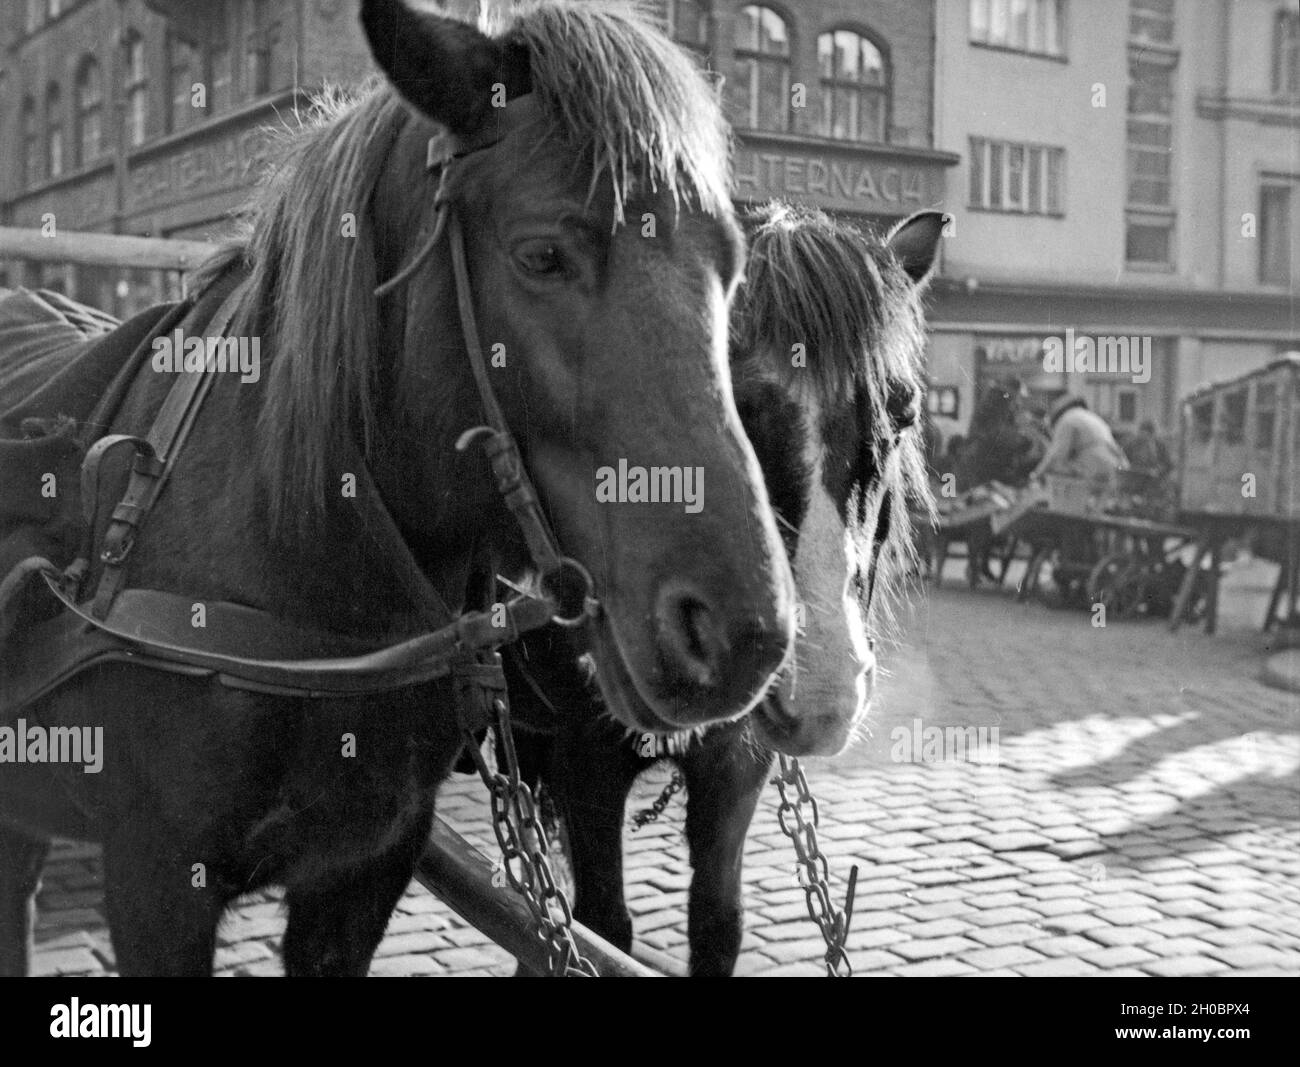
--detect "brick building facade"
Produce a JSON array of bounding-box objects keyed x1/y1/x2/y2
[
  {"x1": 648, "y1": 0, "x2": 957, "y2": 228},
  {"x1": 0, "y1": 0, "x2": 382, "y2": 314},
  {"x1": 1, "y1": 1, "x2": 956, "y2": 315}
]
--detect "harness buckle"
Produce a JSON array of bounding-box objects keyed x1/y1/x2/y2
[{"x1": 100, "y1": 531, "x2": 135, "y2": 567}]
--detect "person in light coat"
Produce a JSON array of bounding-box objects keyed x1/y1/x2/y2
[{"x1": 1030, "y1": 394, "x2": 1129, "y2": 495}]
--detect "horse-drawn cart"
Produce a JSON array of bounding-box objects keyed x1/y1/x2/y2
[
  {"x1": 991, "y1": 496, "x2": 1201, "y2": 619},
  {"x1": 932, "y1": 475, "x2": 1203, "y2": 620}
]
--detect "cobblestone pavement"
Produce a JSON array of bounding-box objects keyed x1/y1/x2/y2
[{"x1": 29, "y1": 556, "x2": 1300, "y2": 977}]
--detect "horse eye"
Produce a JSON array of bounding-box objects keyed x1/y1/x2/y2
[{"x1": 516, "y1": 242, "x2": 566, "y2": 278}]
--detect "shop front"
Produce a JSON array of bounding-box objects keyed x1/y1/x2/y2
[{"x1": 732, "y1": 131, "x2": 959, "y2": 233}]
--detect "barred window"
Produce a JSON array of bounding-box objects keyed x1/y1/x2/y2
[
  {"x1": 1124, "y1": 16, "x2": 1177, "y2": 268},
  {"x1": 969, "y1": 0, "x2": 1065, "y2": 58},
  {"x1": 969, "y1": 138, "x2": 1063, "y2": 215},
  {"x1": 731, "y1": 5, "x2": 790, "y2": 132},
  {"x1": 75, "y1": 56, "x2": 103, "y2": 167},
  {"x1": 124, "y1": 32, "x2": 149, "y2": 147},
  {"x1": 818, "y1": 30, "x2": 887, "y2": 143},
  {"x1": 22, "y1": 97, "x2": 40, "y2": 187},
  {"x1": 46, "y1": 83, "x2": 63, "y2": 180}
]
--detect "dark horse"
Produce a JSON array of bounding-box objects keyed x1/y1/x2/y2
[
  {"x1": 504, "y1": 203, "x2": 943, "y2": 974},
  {"x1": 0, "y1": 0, "x2": 798, "y2": 976},
  {"x1": 947, "y1": 381, "x2": 1045, "y2": 586}
]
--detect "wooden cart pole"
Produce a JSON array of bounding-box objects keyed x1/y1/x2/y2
[
  {"x1": 0, "y1": 227, "x2": 214, "y2": 272},
  {"x1": 414, "y1": 818, "x2": 659, "y2": 977}
]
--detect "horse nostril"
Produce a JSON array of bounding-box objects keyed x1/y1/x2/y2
[{"x1": 655, "y1": 581, "x2": 725, "y2": 687}]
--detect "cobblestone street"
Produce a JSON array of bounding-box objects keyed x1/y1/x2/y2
[{"x1": 30, "y1": 557, "x2": 1300, "y2": 977}]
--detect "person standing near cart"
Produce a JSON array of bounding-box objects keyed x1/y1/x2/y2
[{"x1": 1030, "y1": 394, "x2": 1130, "y2": 497}]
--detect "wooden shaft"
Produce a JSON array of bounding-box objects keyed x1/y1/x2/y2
[
  {"x1": 414, "y1": 818, "x2": 659, "y2": 977},
  {"x1": 0, "y1": 227, "x2": 215, "y2": 272}
]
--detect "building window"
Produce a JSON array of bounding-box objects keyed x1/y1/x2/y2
[
  {"x1": 969, "y1": 138, "x2": 1063, "y2": 214},
  {"x1": 818, "y1": 30, "x2": 887, "y2": 143},
  {"x1": 210, "y1": 34, "x2": 233, "y2": 114},
  {"x1": 667, "y1": 0, "x2": 709, "y2": 62},
  {"x1": 1124, "y1": 215, "x2": 1172, "y2": 265},
  {"x1": 21, "y1": 97, "x2": 40, "y2": 187},
  {"x1": 75, "y1": 56, "x2": 103, "y2": 167},
  {"x1": 169, "y1": 34, "x2": 198, "y2": 133},
  {"x1": 1125, "y1": 5, "x2": 1176, "y2": 269},
  {"x1": 1129, "y1": 0, "x2": 1173, "y2": 45},
  {"x1": 1275, "y1": 9, "x2": 1300, "y2": 98},
  {"x1": 969, "y1": 0, "x2": 1064, "y2": 58},
  {"x1": 1260, "y1": 180, "x2": 1294, "y2": 287},
  {"x1": 45, "y1": 83, "x2": 63, "y2": 180},
  {"x1": 731, "y1": 5, "x2": 790, "y2": 132},
  {"x1": 124, "y1": 32, "x2": 148, "y2": 147},
  {"x1": 246, "y1": 0, "x2": 281, "y2": 98},
  {"x1": 1125, "y1": 68, "x2": 1173, "y2": 206}
]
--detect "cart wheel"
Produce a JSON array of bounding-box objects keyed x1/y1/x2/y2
[
  {"x1": 1051, "y1": 556, "x2": 1093, "y2": 609},
  {"x1": 1088, "y1": 552, "x2": 1140, "y2": 617}
]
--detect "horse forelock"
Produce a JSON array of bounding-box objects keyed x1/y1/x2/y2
[
  {"x1": 733, "y1": 201, "x2": 934, "y2": 636},
  {"x1": 498, "y1": 1, "x2": 731, "y2": 224}
]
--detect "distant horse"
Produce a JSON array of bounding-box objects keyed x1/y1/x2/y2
[
  {"x1": 505, "y1": 203, "x2": 944, "y2": 975},
  {"x1": 0, "y1": 0, "x2": 797, "y2": 976},
  {"x1": 948, "y1": 383, "x2": 1044, "y2": 586}
]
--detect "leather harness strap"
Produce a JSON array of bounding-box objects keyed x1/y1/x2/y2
[{"x1": 82, "y1": 280, "x2": 249, "y2": 618}]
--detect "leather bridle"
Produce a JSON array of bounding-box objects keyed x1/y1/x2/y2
[{"x1": 9, "y1": 94, "x2": 598, "y2": 717}]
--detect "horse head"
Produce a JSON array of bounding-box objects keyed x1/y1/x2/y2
[
  {"x1": 732, "y1": 206, "x2": 945, "y2": 755},
  {"x1": 356, "y1": 0, "x2": 796, "y2": 730}
]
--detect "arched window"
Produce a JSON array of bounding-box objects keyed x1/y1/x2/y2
[
  {"x1": 21, "y1": 96, "x2": 40, "y2": 187},
  {"x1": 76, "y1": 56, "x2": 103, "y2": 166},
  {"x1": 1275, "y1": 8, "x2": 1300, "y2": 97},
  {"x1": 818, "y1": 29, "x2": 888, "y2": 143},
  {"x1": 667, "y1": 0, "x2": 710, "y2": 61},
  {"x1": 45, "y1": 83, "x2": 63, "y2": 179},
  {"x1": 124, "y1": 31, "x2": 148, "y2": 147},
  {"x1": 732, "y1": 5, "x2": 790, "y2": 131}
]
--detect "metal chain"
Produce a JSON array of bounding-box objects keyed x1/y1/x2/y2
[
  {"x1": 630, "y1": 770, "x2": 686, "y2": 830},
  {"x1": 771, "y1": 754, "x2": 859, "y2": 977},
  {"x1": 461, "y1": 691, "x2": 598, "y2": 977}
]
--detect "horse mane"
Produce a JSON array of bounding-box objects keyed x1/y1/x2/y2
[
  {"x1": 190, "y1": 1, "x2": 731, "y2": 532},
  {"x1": 733, "y1": 201, "x2": 936, "y2": 631},
  {"x1": 496, "y1": 0, "x2": 732, "y2": 223}
]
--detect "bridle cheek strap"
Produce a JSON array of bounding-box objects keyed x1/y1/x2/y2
[{"x1": 373, "y1": 99, "x2": 598, "y2": 628}]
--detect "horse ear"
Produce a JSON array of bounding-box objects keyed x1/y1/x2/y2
[
  {"x1": 360, "y1": 0, "x2": 530, "y2": 138},
  {"x1": 885, "y1": 210, "x2": 947, "y2": 286}
]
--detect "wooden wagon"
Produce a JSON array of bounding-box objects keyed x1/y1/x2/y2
[
  {"x1": 1171, "y1": 355, "x2": 1300, "y2": 634},
  {"x1": 980, "y1": 476, "x2": 1202, "y2": 618}
]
